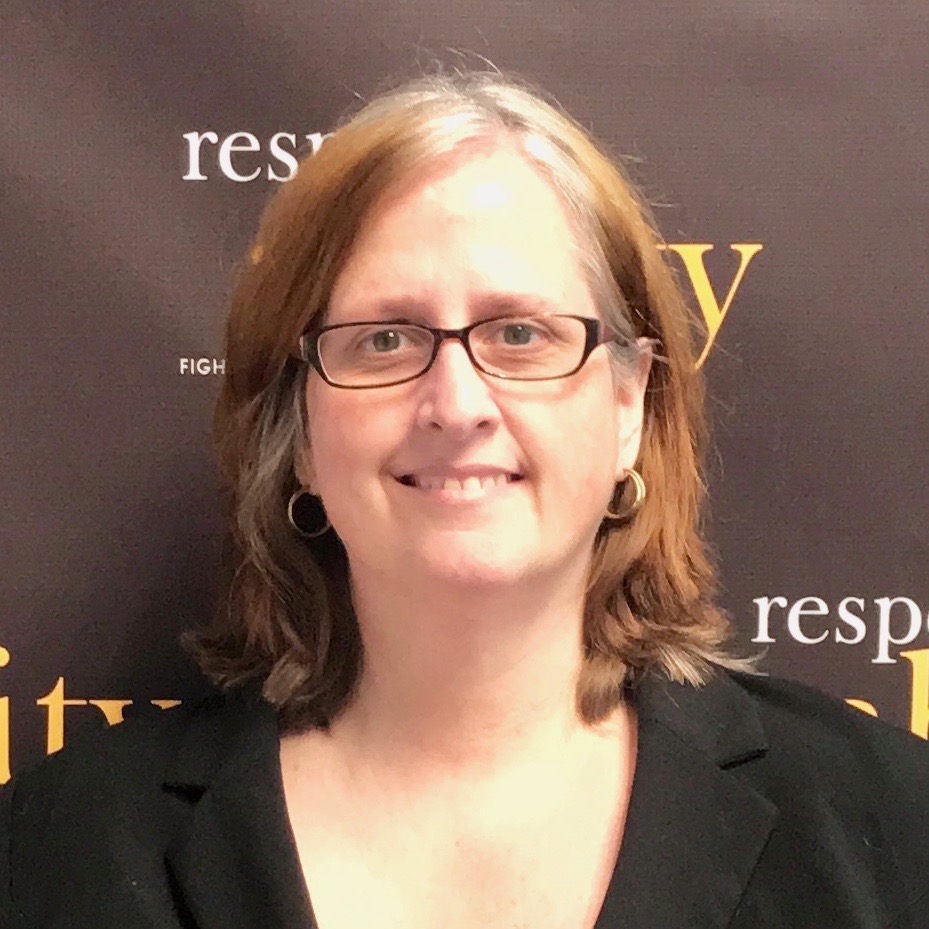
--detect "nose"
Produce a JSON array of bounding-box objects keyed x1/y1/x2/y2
[{"x1": 414, "y1": 338, "x2": 500, "y2": 435}]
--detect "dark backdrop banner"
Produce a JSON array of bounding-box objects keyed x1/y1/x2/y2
[{"x1": 2, "y1": 1, "x2": 927, "y2": 783}]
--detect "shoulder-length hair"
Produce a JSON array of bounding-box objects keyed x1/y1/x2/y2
[{"x1": 182, "y1": 72, "x2": 760, "y2": 733}]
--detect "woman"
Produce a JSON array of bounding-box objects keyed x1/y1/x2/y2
[{"x1": 3, "y1": 73, "x2": 928, "y2": 929}]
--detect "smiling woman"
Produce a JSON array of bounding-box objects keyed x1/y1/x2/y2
[
  {"x1": 195, "y1": 74, "x2": 756, "y2": 734},
  {"x1": 4, "y1": 71, "x2": 929, "y2": 929}
]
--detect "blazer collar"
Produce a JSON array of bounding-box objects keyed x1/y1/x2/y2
[
  {"x1": 162, "y1": 687, "x2": 313, "y2": 929},
  {"x1": 163, "y1": 672, "x2": 778, "y2": 929},
  {"x1": 595, "y1": 672, "x2": 779, "y2": 928}
]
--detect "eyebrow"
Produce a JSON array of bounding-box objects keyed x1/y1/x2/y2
[
  {"x1": 328, "y1": 292, "x2": 564, "y2": 325},
  {"x1": 475, "y1": 293, "x2": 563, "y2": 316}
]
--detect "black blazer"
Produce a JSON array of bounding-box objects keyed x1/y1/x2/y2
[{"x1": 2, "y1": 670, "x2": 929, "y2": 928}]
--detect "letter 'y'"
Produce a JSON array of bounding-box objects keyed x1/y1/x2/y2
[{"x1": 661, "y1": 244, "x2": 763, "y2": 367}]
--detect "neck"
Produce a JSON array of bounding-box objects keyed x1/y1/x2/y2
[{"x1": 327, "y1": 559, "x2": 619, "y2": 786}]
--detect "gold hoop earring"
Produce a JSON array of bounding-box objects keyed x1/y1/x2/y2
[
  {"x1": 604, "y1": 468, "x2": 646, "y2": 521},
  {"x1": 287, "y1": 489, "x2": 331, "y2": 538}
]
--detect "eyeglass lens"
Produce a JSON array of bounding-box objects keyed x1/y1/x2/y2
[{"x1": 317, "y1": 316, "x2": 588, "y2": 386}]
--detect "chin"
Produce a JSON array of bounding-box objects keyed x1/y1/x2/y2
[{"x1": 414, "y1": 539, "x2": 542, "y2": 589}]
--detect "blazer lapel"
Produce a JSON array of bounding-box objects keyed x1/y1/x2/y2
[
  {"x1": 596, "y1": 672, "x2": 779, "y2": 929},
  {"x1": 161, "y1": 674, "x2": 778, "y2": 929},
  {"x1": 162, "y1": 689, "x2": 313, "y2": 929}
]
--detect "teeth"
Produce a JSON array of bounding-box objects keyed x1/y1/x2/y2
[{"x1": 407, "y1": 473, "x2": 515, "y2": 492}]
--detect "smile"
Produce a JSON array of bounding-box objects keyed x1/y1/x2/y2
[{"x1": 395, "y1": 471, "x2": 523, "y2": 499}]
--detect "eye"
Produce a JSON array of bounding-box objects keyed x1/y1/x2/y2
[
  {"x1": 480, "y1": 317, "x2": 562, "y2": 348},
  {"x1": 501, "y1": 322, "x2": 537, "y2": 346},
  {"x1": 357, "y1": 327, "x2": 420, "y2": 353}
]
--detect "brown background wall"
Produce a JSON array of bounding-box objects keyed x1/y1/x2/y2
[{"x1": 2, "y1": 0, "x2": 927, "y2": 781}]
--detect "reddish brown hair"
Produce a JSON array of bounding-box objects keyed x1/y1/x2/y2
[{"x1": 182, "y1": 72, "x2": 760, "y2": 733}]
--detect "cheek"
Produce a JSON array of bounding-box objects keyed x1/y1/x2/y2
[
  {"x1": 567, "y1": 414, "x2": 620, "y2": 490},
  {"x1": 556, "y1": 378, "x2": 622, "y2": 468},
  {"x1": 303, "y1": 391, "x2": 399, "y2": 498},
  {"x1": 516, "y1": 396, "x2": 620, "y2": 508}
]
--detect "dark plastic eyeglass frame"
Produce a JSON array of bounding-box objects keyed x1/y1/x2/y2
[{"x1": 297, "y1": 314, "x2": 624, "y2": 389}]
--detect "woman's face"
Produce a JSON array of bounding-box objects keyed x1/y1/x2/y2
[{"x1": 298, "y1": 146, "x2": 650, "y2": 591}]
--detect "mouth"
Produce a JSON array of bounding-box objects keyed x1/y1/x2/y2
[{"x1": 396, "y1": 473, "x2": 523, "y2": 493}]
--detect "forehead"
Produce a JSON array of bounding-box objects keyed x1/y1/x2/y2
[{"x1": 328, "y1": 146, "x2": 592, "y2": 318}]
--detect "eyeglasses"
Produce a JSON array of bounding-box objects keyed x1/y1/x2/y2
[{"x1": 297, "y1": 314, "x2": 623, "y2": 389}]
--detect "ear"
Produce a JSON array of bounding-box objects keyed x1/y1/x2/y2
[
  {"x1": 614, "y1": 337, "x2": 653, "y2": 478},
  {"x1": 293, "y1": 416, "x2": 318, "y2": 494},
  {"x1": 295, "y1": 450, "x2": 317, "y2": 494}
]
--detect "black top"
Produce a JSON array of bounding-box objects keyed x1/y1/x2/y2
[{"x1": 2, "y1": 669, "x2": 929, "y2": 928}]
